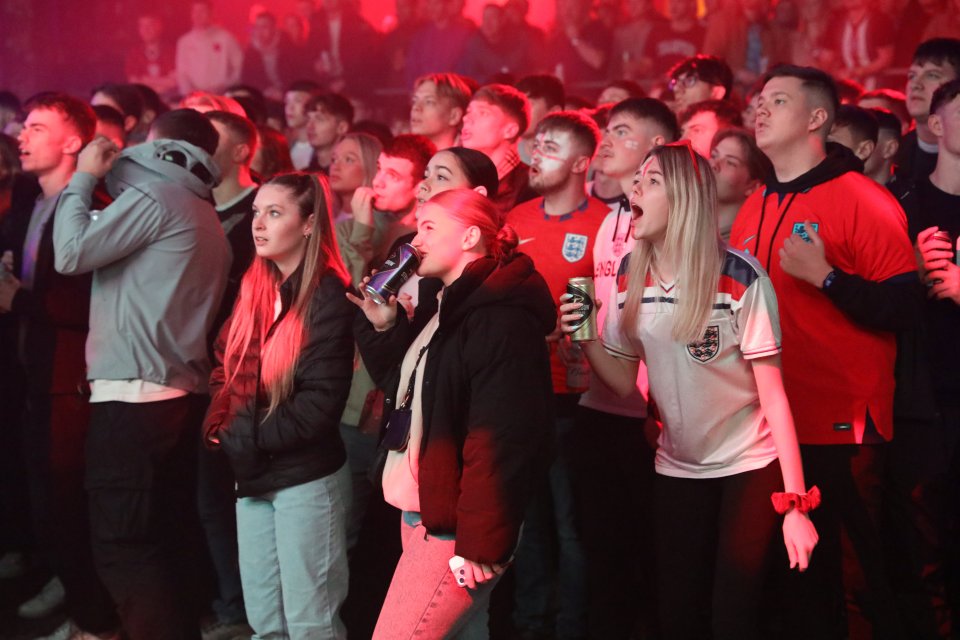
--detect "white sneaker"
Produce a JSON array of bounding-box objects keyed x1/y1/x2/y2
[
  {"x1": 18, "y1": 576, "x2": 65, "y2": 619},
  {"x1": 35, "y1": 620, "x2": 121, "y2": 640},
  {"x1": 0, "y1": 551, "x2": 26, "y2": 579},
  {"x1": 35, "y1": 620, "x2": 72, "y2": 640}
]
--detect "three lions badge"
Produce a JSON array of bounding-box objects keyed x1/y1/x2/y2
[
  {"x1": 687, "y1": 325, "x2": 720, "y2": 363},
  {"x1": 562, "y1": 233, "x2": 588, "y2": 263}
]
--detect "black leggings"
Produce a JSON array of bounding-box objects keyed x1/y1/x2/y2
[{"x1": 654, "y1": 460, "x2": 782, "y2": 640}]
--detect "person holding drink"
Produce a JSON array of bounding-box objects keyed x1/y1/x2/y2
[
  {"x1": 348, "y1": 188, "x2": 554, "y2": 639},
  {"x1": 560, "y1": 143, "x2": 819, "y2": 639}
]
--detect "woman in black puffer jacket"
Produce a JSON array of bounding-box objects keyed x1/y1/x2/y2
[
  {"x1": 349, "y1": 188, "x2": 556, "y2": 639},
  {"x1": 203, "y1": 172, "x2": 354, "y2": 639}
]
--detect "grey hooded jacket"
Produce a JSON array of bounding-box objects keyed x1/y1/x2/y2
[{"x1": 53, "y1": 139, "x2": 230, "y2": 393}]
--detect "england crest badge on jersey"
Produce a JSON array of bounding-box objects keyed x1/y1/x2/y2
[
  {"x1": 562, "y1": 233, "x2": 588, "y2": 263},
  {"x1": 687, "y1": 325, "x2": 720, "y2": 363}
]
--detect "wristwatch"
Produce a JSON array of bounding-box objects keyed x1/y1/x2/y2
[{"x1": 822, "y1": 269, "x2": 837, "y2": 290}]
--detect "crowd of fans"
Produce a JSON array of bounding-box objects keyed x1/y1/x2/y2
[{"x1": 1, "y1": 1, "x2": 960, "y2": 640}]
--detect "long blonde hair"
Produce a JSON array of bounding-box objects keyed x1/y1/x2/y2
[
  {"x1": 622, "y1": 144, "x2": 724, "y2": 344},
  {"x1": 222, "y1": 172, "x2": 349, "y2": 417}
]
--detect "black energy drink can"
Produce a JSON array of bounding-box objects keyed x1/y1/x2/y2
[
  {"x1": 567, "y1": 277, "x2": 598, "y2": 342},
  {"x1": 364, "y1": 243, "x2": 422, "y2": 305}
]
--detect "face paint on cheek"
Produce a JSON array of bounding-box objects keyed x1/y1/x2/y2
[
  {"x1": 536, "y1": 153, "x2": 566, "y2": 173},
  {"x1": 624, "y1": 140, "x2": 641, "y2": 150}
]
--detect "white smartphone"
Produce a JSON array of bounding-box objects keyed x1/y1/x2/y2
[{"x1": 448, "y1": 555, "x2": 466, "y2": 587}]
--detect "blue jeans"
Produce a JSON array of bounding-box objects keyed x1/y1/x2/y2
[
  {"x1": 237, "y1": 464, "x2": 352, "y2": 640},
  {"x1": 512, "y1": 395, "x2": 587, "y2": 639},
  {"x1": 373, "y1": 515, "x2": 502, "y2": 639}
]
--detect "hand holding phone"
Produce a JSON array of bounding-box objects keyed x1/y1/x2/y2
[
  {"x1": 449, "y1": 555, "x2": 508, "y2": 590},
  {"x1": 449, "y1": 555, "x2": 467, "y2": 588}
]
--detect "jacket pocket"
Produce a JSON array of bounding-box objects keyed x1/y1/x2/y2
[{"x1": 219, "y1": 415, "x2": 268, "y2": 480}]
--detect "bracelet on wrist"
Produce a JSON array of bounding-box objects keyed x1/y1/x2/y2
[{"x1": 771, "y1": 485, "x2": 821, "y2": 515}]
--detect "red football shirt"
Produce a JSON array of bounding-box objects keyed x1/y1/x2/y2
[{"x1": 730, "y1": 171, "x2": 916, "y2": 444}]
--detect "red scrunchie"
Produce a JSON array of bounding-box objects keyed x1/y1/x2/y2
[{"x1": 771, "y1": 485, "x2": 821, "y2": 514}]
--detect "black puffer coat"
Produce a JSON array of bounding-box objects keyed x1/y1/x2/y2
[
  {"x1": 357, "y1": 253, "x2": 556, "y2": 564},
  {"x1": 204, "y1": 268, "x2": 354, "y2": 497}
]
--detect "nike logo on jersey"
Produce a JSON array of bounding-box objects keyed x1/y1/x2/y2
[{"x1": 518, "y1": 237, "x2": 536, "y2": 245}]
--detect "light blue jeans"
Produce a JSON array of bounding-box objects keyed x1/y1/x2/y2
[
  {"x1": 372, "y1": 515, "x2": 502, "y2": 639},
  {"x1": 236, "y1": 464, "x2": 352, "y2": 640}
]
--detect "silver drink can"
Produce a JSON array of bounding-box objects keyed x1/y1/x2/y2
[
  {"x1": 364, "y1": 243, "x2": 422, "y2": 305},
  {"x1": 567, "y1": 277, "x2": 598, "y2": 342}
]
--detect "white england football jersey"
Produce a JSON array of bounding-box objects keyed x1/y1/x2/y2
[{"x1": 602, "y1": 248, "x2": 782, "y2": 478}]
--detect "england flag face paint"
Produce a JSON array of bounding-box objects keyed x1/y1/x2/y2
[{"x1": 529, "y1": 129, "x2": 579, "y2": 194}]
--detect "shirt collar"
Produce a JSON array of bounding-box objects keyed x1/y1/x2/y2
[{"x1": 496, "y1": 147, "x2": 521, "y2": 180}]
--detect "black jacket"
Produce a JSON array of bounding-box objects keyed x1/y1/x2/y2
[
  {"x1": 356, "y1": 253, "x2": 556, "y2": 564},
  {"x1": 204, "y1": 268, "x2": 354, "y2": 497},
  {"x1": 0, "y1": 177, "x2": 98, "y2": 398}
]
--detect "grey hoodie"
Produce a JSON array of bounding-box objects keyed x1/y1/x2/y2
[{"x1": 53, "y1": 139, "x2": 230, "y2": 393}]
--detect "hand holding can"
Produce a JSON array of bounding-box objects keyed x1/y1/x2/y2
[
  {"x1": 346, "y1": 271, "x2": 400, "y2": 332},
  {"x1": 364, "y1": 243, "x2": 421, "y2": 305},
  {"x1": 565, "y1": 277, "x2": 598, "y2": 342}
]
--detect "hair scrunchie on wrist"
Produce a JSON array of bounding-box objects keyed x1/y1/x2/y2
[{"x1": 771, "y1": 485, "x2": 821, "y2": 515}]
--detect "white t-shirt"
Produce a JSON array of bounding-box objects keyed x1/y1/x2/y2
[
  {"x1": 290, "y1": 141, "x2": 314, "y2": 171},
  {"x1": 90, "y1": 380, "x2": 188, "y2": 403},
  {"x1": 382, "y1": 307, "x2": 441, "y2": 512},
  {"x1": 602, "y1": 248, "x2": 781, "y2": 478},
  {"x1": 176, "y1": 26, "x2": 243, "y2": 95}
]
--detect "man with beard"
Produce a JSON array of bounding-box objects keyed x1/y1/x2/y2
[{"x1": 506, "y1": 111, "x2": 606, "y2": 640}]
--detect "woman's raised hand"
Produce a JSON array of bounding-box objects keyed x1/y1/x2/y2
[{"x1": 345, "y1": 273, "x2": 398, "y2": 331}]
